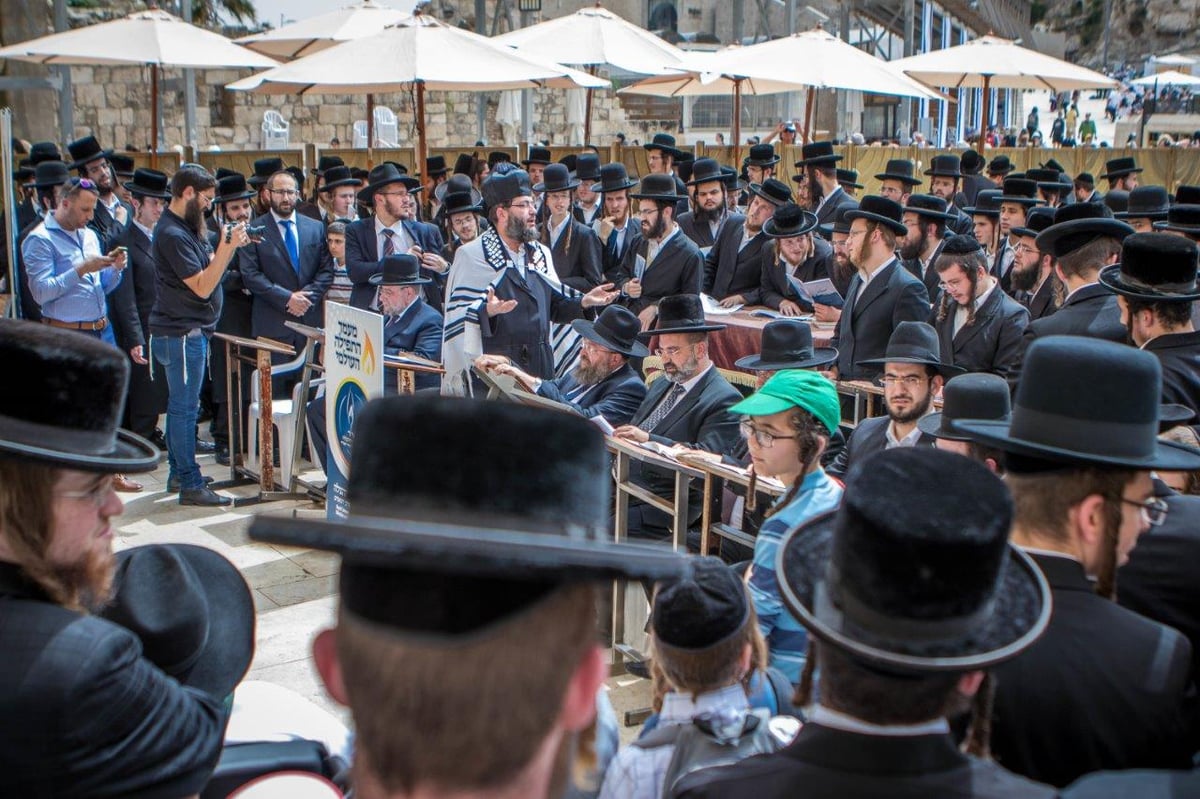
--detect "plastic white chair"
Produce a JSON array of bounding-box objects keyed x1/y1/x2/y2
[
  {"x1": 352, "y1": 120, "x2": 368, "y2": 149},
  {"x1": 245, "y1": 349, "x2": 311, "y2": 489},
  {"x1": 373, "y1": 106, "x2": 398, "y2": 147},
  {"x1": 261, "y1": 110, "x2": 290, "y2": 150}
]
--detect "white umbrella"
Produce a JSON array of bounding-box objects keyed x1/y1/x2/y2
[
  {"x1": 236, "y1": 1, "x2": 417, "y2": 60},
  {"x1": 0, "y1": 8, "x2": 279, "y2": 162},
  {"x1": 494, "y1": 4, "x2": 690, "y2": 142},
  {"x1": 228, "y1": 13, "x2": 605, "y2": 169},
  {"x1": 1130, "y1": 70, "x2": 1200, "y2": 88},
  {"x1": 889, "y1": 35, "x2": 1117, "y2": 152}
]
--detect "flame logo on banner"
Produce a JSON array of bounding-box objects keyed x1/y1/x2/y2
[{"x1": 361, "y1": 334, "x2": 376, "y2": 375}]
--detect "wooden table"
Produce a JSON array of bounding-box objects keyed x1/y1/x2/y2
[
  {"x1": 384, "y1": 353, "x2": 446, "y2": 394},
  {"x1": 677, "y1": 454, "x2": 787, "y2": 555}
]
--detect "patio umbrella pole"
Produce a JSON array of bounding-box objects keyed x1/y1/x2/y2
[
  {"x1": 803, "y1": 85, "x2": 815, "y2": 144},
  {"x1": 151, "y1": 64, "x2": 159, "y2": 169},
  {"x1": 367, "y1": 93, "x2": 375, "y2": 166},
  {"x1": 584, "y1": 64, "x2": 597, "y2": 145},
  {"x1": 416, "y1": 81, "x2": 428, "y2": 185},
  {"x1": 732, "y1": 78, "x2": 742, "y2": 164},
  {"x1": 978, "y1": 73, "x2": 991, "y2": 154}
]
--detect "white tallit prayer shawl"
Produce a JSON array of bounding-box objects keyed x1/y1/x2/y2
[{"x1": 442, "y1": 225, "x2": 584, "y2": 396}]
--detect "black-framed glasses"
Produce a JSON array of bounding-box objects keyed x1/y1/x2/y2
[
  {"x1": 1121, "y1": 496, "x2": 1169, "y2": 527},
  {"x1": 268, "y1": 188, "x2": 299, "y2": 197},
  {"x1": 740, "y1": 421, "x2": 793, "y2": 448}
]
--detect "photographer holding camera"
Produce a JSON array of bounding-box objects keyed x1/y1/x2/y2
[{"x1": 148, "y1": 165, "x2": 252, "y2": 507}]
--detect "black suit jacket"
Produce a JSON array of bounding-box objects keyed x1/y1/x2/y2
[
  {"x1": 929, "y1": 287, "x2": 1029, "y2": 381},
  {"x1": 991, "y1": 552, "x2": 1197, "y2": 788},
  {"x1": 616, "y1": 230, "x2": 704, "y2": 315},
  {"x1": 825, "y1": 414, "x2": 936, "y2": 478},
  {"x1": 345, "y1": 217, "x2": 446, "y2": 311},
  {"x1": 676, "y1": 723, "x2": 1054, "y2": 799},
  {"x1": 107, "y1": 224, "x2": 155, "y2": 352},
  {"x1": 1022, "y1": 282, "x2": 1126, "y2": 346},
  {"x1": 759, "y1": 240, "x2": 835, "y2": 311},
  {"x1": 945, "y1": 203, "x2": 975, "y2": 237},
  {"x1": 544, "y1": 218, "x2": 603, "y2": 292},
  {"x1": 537, "y1": 362, "x2": 646, "y2": 427},
  {"x1": 676, "y1": 210, "x2": 726, "y2": 251},
  {"x1": 1024, "y1": 274, "x2": 1058, "y2": 321},
  {"x1": 595, "y1": 216, "x2": 642, "y2": 285},
  {"x1": 1143, "y1": 330, "x2": 1200, "y2": 418},
  {"x1": 831, "y1": 259, "x2": 931, "y2": 379},
  {"x1": 903, "y1": 237, "x2": 950, "y2": 298},
  {"x1": 703, "y1": 217, "x2": 772, "y2": 304},
  {"x1": 815, "y1": 187, "x2": 858, "y2": 227},
  {"x1": 88, "y1": 197, "x2": 131, "y2": 253},
  {"x1": 239, "y1": 213, "x2": 334, "y2": 350}
]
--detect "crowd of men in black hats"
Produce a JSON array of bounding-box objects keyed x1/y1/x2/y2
[{"x1": 4, "y1": 128, "x2": 1200, "y2": 798}]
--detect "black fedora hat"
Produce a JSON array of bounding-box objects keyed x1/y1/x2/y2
[
  {"x1": 570, "y1": 304, "x2": 649, "y2": 358},
  {"x1": 629, "y1": 173, "x2": 684, "y2": 203},
  {"x1": 923, "y1": 154, "x2": 961, "y2": 178},
  {"x1": 214, "y1": 173, "x2": 256, "y2": 204},
  {"x1": 987, "y1": 155, "x2": 1015, "y2": 176},
  {"x1": 285, "y1": 165, "x2": 307, "y2": 191},
  {"x1": 858, "y1": 321, "x2": 964, "y2": 377},
  {"x1": 312, "y1": 154, "x2": 344, "y2": 176},
  {"x1": 452, "y1": 152, "x2": 476, "y2": 176},
  {"x1": 592, "y1": 162, "x2": 638, "y2": 194},
  {"x1": 532, "y1": 163, "x2": 579, "y2": 193},
  {"x1": 123, "y1": 167, "x2": 171, "y2": 200},
  {"x1": 101, "y1": 544, "x2": 254, "y2": 699},
  {"x1": 1011, "y1": 205, "x2": 1056, "y2": 239},
  {"x1": 575, "y1": 153, "x2": 602, "y2": 182},
  {"x1": 721, "y1": 165, "x2": 744, "y2": 192},
  {"x1": 14, "y1": 163, "x2": 34, "y2": 182},
  {"x1": 318, "y1": 165, "x2": 360, "y2": 193},
  {"x1": 638, "y1": 293, "x2": 725, "y2": 340},
  {"x1": 997, "y1": 178, "x2": 1042, "y2": 206},
  {"x1": 1036, "y1": 202, "x2": 1133, "y2": 258},
  {"x1": 558, "y1": 153, "x2": 579, "y2": 174},
  {"x1": 918, "y1": 372, "x2": 1011, "y2": 441},
  {"x1": 643, "y1": 132, "x2": 685, "y2": 160},
  {"x1": 359, "y1": 162, "x2": 422, "y2": 202},
  {"x1": 443, "y1": 190, "x2": 483, "y2": 217},
  {"x1": 33, "y1": 160, "x2": 71, "y2": 189},
  {"x1": 844, "y1": 195, "x2": 907, "y2": 236},
  {"x1": 425, "y1": 155, "x2": 450, "y2": 176},
  {"x1": 434, "y1": 173, "x2": 483, "y2": 207},
  {"x1": 66, "y1": 135, "x2": 112, "y2": 170},
  {"x1": 1160, "y1": 403, "x2": 1195, "y2": 431},
  {"x1": 488, "y1": 151, "x2": 512, "y2": 168},
  {"x1": 960, "y1": 149, "x2": 985, "y2": 175},
  {"x1": 248, "y1": 156, "x2": 285, "y2": 187},
  {"x1": 1074, "y1": 172, "x2": 1095, "y2": 190},
  {"x1": 0, "y1": 320, "x2": 160, "y2": 472},
  {"x1": 836, "y1": 169, "x2": 863, "y2": 190},
  {"x1": 1154, "y1": 204, "x2": 1200, "y2": 237},
  {"x1": 1115, "y1": 186, "x2": 1170, "y2": 221},
  {"x1": 369, "y1": 253, "x2": 432, "y2": 287},
  {"x1": 903, "y1": 193, "x2": 956, "y2": 221},
  {"x1": 957, "y1": 336, "x2": 1200, "y2": 471},
  {"x1": 1026, "y1": 168, "x2": 1063, "y2": 191},
  {"x1": 735, "y1": 319, "x2": 837, "y2": 371},
  {"x1": 214, "y1": 166, "x2": 240, "y2": 182},
  {"x1": 1099, "y1": 156, "x2": 1142, "y2": 180},
  {"x1": 743, "y1": 143, "x2": 779, "y2": 168},
  {"x1": 686, "y1": 157, "x2": 724, "y2": 187},
  {"x1": 747, "y1": 178, "x2": 792, "y2": 208},
  {"x1": 963, "y1": 189, "x2": 1002, "y2": 218},
  {"x1": 1041, "y1": 158, "x2": 1068, "y2": 175},
  {"x1": 482, "y1": 169, "x2": 533, "y2": 208},
  {"x1": 29, "y1": 141, "x2": 62, "y2": 165},
  {"x1": 777, "y1": 447, "x2": 1051, "y2": 672},
  {"x1": 762, "y1": 202, "x2": 818, "y2": 239},
  {"x1": 675, "y1": 158, "x2": 694, "y2": 185},
  {"x1": 522, "y1": 145, "x2": 553, "y2": 166},
  {"x1": 793, "y1": 140, "x2": 842, "y2": 168},
  {"x1": 874, "y1": 158, "x2": 922, "y2": 186},
  {"x1": 1104, "y1": 190, "x2": 1129, "y2": 215},
  {"x1": 109, "y1": 153, "x2": 135, "y2": 179},
  {"x1": 1176, "y1": 185, "x2": 1200, "y2": 204},
  {"x1": 248, "y1": 397, "x2": 688, "y2": 626},
  {"x1": 1099, "y1": 232, "x2": 1200, "y2": 303}
]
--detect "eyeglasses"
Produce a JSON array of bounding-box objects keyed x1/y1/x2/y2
[
  {"x1": 740, "y1": 421, "x2": 793, "y2": 448},
  {"x1": 269, "y1": 189, "x2": 299, "y2": 197},
  {"x1": 877, "y1": 374, "x2": 929, "y2": 388},
  {"x1": 1121, "y1": 496, "x2": 1169, "y2": 527},
  {"x1": 376, "y1": 189, "x2": 410, "y2": 198},
  {"x1": 506, "y1": 200, "x2": 536, "y2": 210},
  {"x1": 1013, "y1": 244, "x2": 1040, "y2": 255},
  {"x1": 653, "y1": 345, "x2": 695, "y2": 358},
  {"x1": 845, "y1": 229, "x2": 868, "y2": 240},
  {"x1": 56, "y1": 477, "x2": 115, "y2": 509}
]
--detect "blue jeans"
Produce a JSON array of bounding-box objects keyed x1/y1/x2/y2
[{"x1": 153, "y1": 331, "x2": 208, "y2": 490}]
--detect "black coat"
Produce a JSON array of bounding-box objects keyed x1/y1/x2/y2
[
  {"x1": 759, "y1": 239, "x2": 835, "y2": 311},
  {"x1": 344, "y1": 217, "x2": 446, "y2": 312},
  {"x1": 479, "y1": 259, "x2": 586, "y2": 380},
  {"x1": 1024, "y1": 274, "x2": 1058, "y2": 321},
  {"x1": 108, "y1": 225, "x2": 167, "y2": 432},
  {"x1": 990, "y1": 552, "x2": 1197, "y2": 788},
  {"x1": 536, "y1": 362, "x2": 646, "y2": 427},
  {"x1": 815, "y1": 187, "x2": 858, "y2": 227},
  {"x1": 675, "y1": 723, "x2": 1055, "y2": 799},
  {"x1": 703, "y1": 217, "x2": 773, "y2": 305},
  {"x1": 14, "y1": 216, "x2": 45, "y2": 321},
  {"x1": 903, "y1": 237, "x2": 950, "y2": 298},
  {"x1": 825, "y1": 414, "x2": 937, "y2": 478},
  {"x1": 1143, "y1": 330, "x2": 1200, "y2": 418},
  {"x1": 944, "y1": 203, "x2": 975, "y2": 237},
  {"x1": 676, "y1": 210, "x2": 727, "y2": 251},
  {"x1": 543, "y1": 218, "x2": 603, "y2": 292},
  {"x1": 1022, "y1": 282, "x2": 1126, "y2": 346},
  {"x1": 929, "y1": 286, "x2": 1029, "y2": 381},
  {"x1": 830, "y1": 259, "x2": 931, "y2": 379},
  {"x1": 595, "y1": 217, "x2": 641, "y2": 285},
  {"x1": 615, "y1": 229, "x2": 704, "y2": 315},
  {"x1": 88, "y1": 197, "x2": 131, "y2": 254}
]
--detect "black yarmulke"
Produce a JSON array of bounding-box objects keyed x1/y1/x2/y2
[
  {"x1": 653, "y1": 556, "x2": 749, "y2": 650},
  {"x1": 941, "y1": 235, "x2": 983, "y2": 256}
]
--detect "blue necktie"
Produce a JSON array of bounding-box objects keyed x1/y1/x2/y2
[{"x1": 282, "y1": 219, "x2": 300, "y2": 274}]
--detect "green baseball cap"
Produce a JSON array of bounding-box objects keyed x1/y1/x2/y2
[{"x1": 729, "y1": 370, "x2": 841, "y2": 436}]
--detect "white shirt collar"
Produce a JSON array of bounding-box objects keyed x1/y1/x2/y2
[
  {"x1": 859, "y1": 255, "x2": 896, "y2": 289},
  {"x1": 271, "y1": 209, "x2": 296, "y2": 225},
  {"x1": 549, "y1": 213, "x2": 571, "y2": 245},
  {"x1": 374, "y1": 216, "x2": 403, "y2": 236},
  {"x1": 660, "y1": 684, "x2": 750, "y2": 726},
  {"x1": 886, "y1": 421, "x2": 925, "y2": 448},
  {"x1": 649, "y1": 223, "x2": 681, "y2": 250},
  {"x1": 971, "y1": 279, "x2": 996, "y2": 310},
  {"x1": 808, "y1": 705, "x2": 950, "y2": 737},
  {"x1": 133, "y1": 219, "x2": 154, "y2": 240},
  {"x1": 675, "y1": 361, "x2": 713, "y2": 397}
]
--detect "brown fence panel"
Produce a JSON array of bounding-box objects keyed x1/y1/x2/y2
[{"x1": 196, "y1": 148, "x2": 307, "y2": 179}]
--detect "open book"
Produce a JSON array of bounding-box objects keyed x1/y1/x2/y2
[
  {"x1": 785, "y1": 276, "x2": 845, "y2": 310},
  {"x1": 701, "y1": 293, "x2": 743, "y2": 315}
]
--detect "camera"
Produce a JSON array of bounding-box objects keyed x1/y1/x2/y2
[{"x1": 245, "y1": 224, "x2": 267, "y2": 241}]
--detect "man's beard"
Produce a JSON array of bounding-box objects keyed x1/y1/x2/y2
[
  {"x1": 851, "y1": 237, "x2": 875, "y2": 270},
  {"x1": 644, "y1": 213, "x2": 667, "y2": 241},
  {"x1": 663, "y1": 352, "x2": 700, "y2": 384},
  {"x1": 573, "y1": 357, "x2": 616, "y2": 387},
  {"x1": 899, "y1": 227, "x2": 928, "y2": 261},
  {"x1": 1010, "y1": 260, "x2": 1039, "y2": 292},
  {"x1": 505, "y1": 212, "x2": 537, "y2": 243},
  {"x1": 184, "y1": 197, "x2": 206, "y2": 235},
  {"x1": 59, "y1": 547, "x2": 116, "y2": 613},
  {"x1": 888, "y1": 387, "x2": 935, "y2": 424},
  {"x1": 694, "y1": 203, "x2": 723, "y2": 226}
]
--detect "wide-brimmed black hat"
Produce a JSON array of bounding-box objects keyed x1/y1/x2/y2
[
  {"x1": 643, "y1": 132, "x2": 685, "y2": 160},
  {"x1": 312, "y1": 155, "x2": 344, "y2": 176},
  {"x1": 369, "y1": 253, "x2": 432, "y2": 287},
  {"x1": 214, "y1": 174, "x2": 256, "y2": 204},
  {"x1": 762, "y1": 202, "x2": 818, "y2": 239},
  {"x1": 1099, "y1": 156, "x2": 1142, "y2": 180},
  {"x1": 29, "y1": 141, "x2": 62, "y2": 165},
  {"x1": 14, "y1": 162, "x2": 33, "y2": 182},
  {"x1": 522, "y1": 145, "x2": 553, "y2": 166},
  {"x1": 592, "y1": 162, "x2": 637, "y2": 194},
  {"x1": 997, "y1": 178, "x2": 1041, "y2": 206},
  {"x1": 721, "y1": 165, "x2": 744, "y2": 192},
  {"x1": 248, "y1": 397, "x2": 688, "y2": 637},
  {"x1": 1116, "y1": 186, "x2": 1170, "y2": 221},
  {"x1": 0, "y1": 320, "x2": 160, "y2": 472},
  {"x1": 747, "y1": 178, "x2": 792, "y2": 208},
  {"x1": 743, "y1": 143, "x2": 779, "y2": 168},
  {"x1": 638, "y1": 293, "x2": 725, "y2": 339},
  {"x1": 959, "y1": 149, "x2": 984, "y2": 174},
  {"x1": 858, "y1": 321, "x2": 964, "y2": 377},
  {"x1": 653, "y1": 556, "x2": 750, "y2": 651},
  {"x1": 1154, "y1": 204, "x2": 1200, "y2": 237},
  {"x1": 1026, "y1": 168, "x2": 1063, "y2": 192},
  {"x1": 425, "y1": 155, "x2": 451, "y2": 176},
  {"x1": 318, "y1": 165, "x2": 360, "y2": 193},
  {"x1": 248, "y1": 156, "x2": 285, "y2": 187},
  {"x1": 359, "y1": 162, "x2": 422, "y2": 202},
  {"x1": 874, "y1": 158, "x2": 922, "y2": 186},
  {"x1": 964, "y1": 189, "x2": 1002, "y2": 218},
  {"x1": 918, "y1": 372, "x2": 1011, "y2": 441},
  {"x1": 1103, "y1": 190, "x2": 1130, "y2": 215},
  {"x1": 844, "y1": 195, "x2": 907, "y2": 236},
  {"x1": 570, "y1": 304, "x2": 648, "y2": 358},
  {"x1": 1074, "y1": 172, "x2": 1095, "y2": 190},
  {"x1": 109, "y1": 154, "x2": 135, "y2": 178},
  {"x1": 533, "y1": 163, "x2": 579, "y2": 194},
  {"x1": 836, "y1": 168, "x2": 863, "y2": 190},
  {"x1": 736, "y1": 318, "x2": 836, "y2": 371},
  {"x1": 629, "y1": 173, "x2": 684, "y2": 203},
  {"x1": 1099, "y1": 232, "x2": 1200, "y2": 303},
  {"x1": 33, "y1": 160, "x2": 71, "y2": 189},
  {"x1": 123, "y1": 167, "x2": 170, "y2": 200},
  {"x1": 487, "y1": 151, "x2": 512, "y2": 169},
  {"x1": 101, "y1": 544, "x2": 254, "y2": 699},
  {"x1": 1176, "y1": 185, "x2": 1200, "y2": 204},
  {"x1": 66, "y1": 135, "x2": 112, "y2": 170},
  {"x1": 686, "y1": 157, "x2": 724, "y2": 187},
  {"x1": 558, "y1": 153, "x2": 579, "y2": 174},
  {"x1": 1036, "y1": 202, "x2": 1133, "y2": 258},
  {"x1": 987, "y1": 155, "x2": 1015, "y2": 176},
  {"x1": 214, "y1": 166, "x2": 240, "y2": 182},
  {"x1": 285, "y1": 165, "x2": 307, "y2": 191},
  {"x1": 903, "y1": 193, "x2": 956, "y2": 221},
  {"x1": 957, "y1": 336, "x2": 1200, "y2": 471},
  {"x1": 575, "y1": 153, "x2": 602, "y2": 182},
  {"x1": 777, "y1": 447, "x2": 1051, "y2": 672},
  {"x1": 443, "y1": 190, "x2": 483, "y2": 217},
  {"x1": 923, "y1": 154, "x2": 961, "y2": 179},
  {"x1": 793, "y1": 141, "x2": 842, "y2": 168},
  {"x1": 1011, "y1": 205, "x2": 1056, "y2": 239},
  {"x1": 452, "y1": 152, "x2": 476, "y2": 176},
  {"x1": 482, "y1": 169, "x2": 533, "y2": 208}
]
